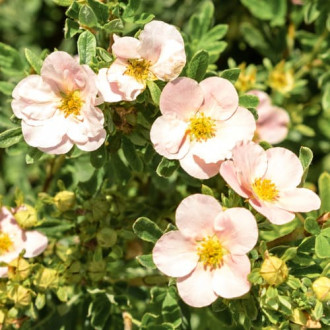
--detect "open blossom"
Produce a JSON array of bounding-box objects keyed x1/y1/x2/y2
[
  {"x1": 0, "y1": 207, "x2": 48, "y2": 278},
  {"x1": 220, "y1": 141, "x2": 321, "y2": 225},
  {"x1": 97, "y1": 20, "x2": 186, "y2": 102},
  {"x1": 248, "y1": 90, "x2": 289, "y2": 144},
  {"x1": 153, "y1": 194, "x2": 258, "y2": 307},
  {"x1": 150, "y1": 77, "x2": 256, "y2": 179},
  {"x1": 12, "y1": 51, "x2": 106, "y2": 154}
]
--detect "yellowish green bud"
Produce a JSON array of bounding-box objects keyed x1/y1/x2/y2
[
  {"x1": 54, "y1": 191, "x2": 76, "y2": 212},
  {"x1": 96, "y1": 228, "x2": 117, "y2": 248},
  {"x1": 260, "y1": 255, "x2": 288, "y2": 286},
  {"x1": 33, "y1": 267, "x2": 58, "y2": 290},
  {"x1": 14, "y1": 204, "x2": 38, "y2": 229},
  {"x1": 8, "y1": 257, "x2": 31, "y2": 281},
  {"x1": 7, "y1": 285, "x2": 32, "y2": 307},
  {"x1": 312, "y1": 276, "x2": 330, "y2": 302}
]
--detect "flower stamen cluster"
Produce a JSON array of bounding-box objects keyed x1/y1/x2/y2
[
  {"x1": 187, "y1": 113, "x2": 216, "y2": 142},
  {"x1": 197, "y1": 235, "x2": 224, "y2": 269},
  {"x1": 252, "y1": 178, "x2": 279, "y2": 202},
  {"x1": 0, "y1": 232, "x2": 13, "y2": 255},
  {"x1": 124, "y1": 59, "x2": 155, "y2": 83},
  {"x1": 58, "y1": 90, "x2": 83, "y2": 118}
]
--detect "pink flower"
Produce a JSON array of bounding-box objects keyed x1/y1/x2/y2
[
  {"x1": 153, "y1": 194, "x2": 258, "y2": 307},
  {"x1": 292, "y1": 0, "x2": 303, "y2": 5},
  {"x1": 150, "y1": 77, "x2": 256, "y2": 179},
  {"x1": 220, "y1": 141, "x2": 321, "y2": 225},
  {"x1": 12, "y1": 51, "x2": 106, "y2": 154},
  {"x1": 248, "y1": 90, "x2": 289, "y2": 144},
  {"x1": 97, "y1": 20, "x2": 186, "y2": 102},
  {"x1": 0, "y1": 207, "x2": 48, "y2": 278}
]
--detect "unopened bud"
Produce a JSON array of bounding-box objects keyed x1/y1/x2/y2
[
  {"x1": 260, "y1": 255, "x2": 288, "y2": 286},
  {"x1": 54, "y1": 191, "x2": 76, "y2": 212},
  {"x1": 97, "y1": 228, "x2": 117, "y2": 248},
  {"x1": 7, "y1": 285, "x2": 32, "y2": 307},
  {"x1": 312, "y1": 277, "x2": 330, "y2": 302},
  {"x1": 8, "y1": 257, "x2": 31, "y2": 281},
  {"x1": 33, "y1": 267, "x2": 58, "y2": 290},
  {"x1": 14, "y1": 204, "x2": 38, "y2": 229}
]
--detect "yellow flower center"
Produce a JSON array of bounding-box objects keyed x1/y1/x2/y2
[
  {"x1": 268, "y1": 61, "x2": 294, "y2": 94},
  {"x1": 0, "y1": 232, "x2": 13, "y2": 255},
  {"x1": 197, "y1": 236, "x2": 224, "y2": 269},
  {"x1": 252, "y1": 178, "x2": 279, "y2": 202},
  {"x1": 58, "y1": 90, "x2": 83, "y2": 118},
  {"x1": 187, "y1": 113, "x2": 216, "y2": 142},
  {"x1": 124, "y1": 59, "x2": 155, "y2": 83}
]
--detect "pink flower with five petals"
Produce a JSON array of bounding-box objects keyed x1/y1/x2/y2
[
  {"x1": 97, "y1": 20, "x2": 186, "y2": 102},
  {"x1": 153, "y1": 194, "x2": 258, "y2": 307},
  {"x1": 150, "y1": 77, "x2": 256, "y2": 179},
  {"x1": 220, "y1": 141, "x2": 321, "y2": 225},
  {"x1": 11, "y1": 51, "x2": 106, "y2": 154},
  {"x1": 0, "y1": 207, "x2": 48, "y2": 278}
]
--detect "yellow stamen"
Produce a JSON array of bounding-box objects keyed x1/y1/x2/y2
[
  {"x1": 187, "y1": 113, "x2": 216, "y2": 142},
  {"x1": 252, "y1": 178, "x2": 279, "y2": 202},
  {"x1": 124, "y1": 59, "x2": 155, "y2": 83},
  {"x1": 197, "y1": 236, "x2": 224, "y2": 269},
  {"x1": 0, "y1": 232, "x2": 13, "y2": 255},
  {"x1": 58, "y1": 90, "x2": 83, "y2": 118}
]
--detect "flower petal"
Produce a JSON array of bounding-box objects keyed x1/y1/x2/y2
[
  {"x1": 150, "y1": 114, "x2": 189, "y2": 159},
  {"x1": 277, "y1": 188, "x2": 321, "y2": 212},
  {"x1": 23, "y1": 231, "x2": 48, "y2": 258},
  {"x1": 75, "y1": 129, "x2": 106, "y2": 152},
  {"x1": 39, "y1": 136, "x2": 73, "y2": 154},
  {"x1": 112, "y1": 35, "x2": 141, "y2": 59},
  {"x1": 177, "y1": 263, "x2": 218, "y2": 307},
  {"x1": 214, "y1": 208, "x2": 258, "y2": 254},
  {"x1": 176, "y1": 194, "x2": 222, "y2": 239},
  {"x1": 153, "y1": 231, "x2": 199, "y2": 277},
  {"x1": 264, "y1": 148, "x2": 303, "y2": 190},
  {"x1": 180, "y1": 153, "x2": 222, "y2": 180},
  {"x1": 0, "y1": 267, "x2": 8, "y2": 278},
  {"x1": 212, "y1": 254, "x2": 251, "y2": 299},
  {"x1": 199, "y1": 77, "x2": 239, "y2": 121},
  {"x1": 249, "y1": 198, "x2": 295, "y2": 225},
  {"x1": 220, "y1": 161, "x2": 250, "y2": 198},
  {"x1": 159, "y1": 77, "x2": 203, "y2": 120},
  {"x1": 96, "y1": 68, "x2": 124, "y2": 102}
]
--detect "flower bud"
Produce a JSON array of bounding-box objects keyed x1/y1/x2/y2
[
  {"x1": 13, "y1": 204, "x2": 38, "y2": 229},
  {"x1": 96, "y1": 228, "x2": 117, "y2": 248},
  {"x1": 87, "y1": 260, "x2": 106, "y2": 281},
  {"x1": 7, "y1": 285, "x2": 32, "y2": 307},
  {"x1": 33, "y1": 267, "x2": 58, "y2": 291},
  {"x1": 260, "y1": 255, "x2": 288, "y2": 286},
  {"x1": 8, "y1": 257, "x2": 31, "y2": 281},
  {"x1": 54, "y1": 191, "x2": 76, "y2": 212},
  {"x1": 312, "y1": 277, "x2": 330, "y2": 302}
]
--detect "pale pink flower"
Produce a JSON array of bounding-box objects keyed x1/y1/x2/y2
[
  {"x1": 150, "y1": 77, "x2": 256, "y2": 179},
  {"x1": 12, "y1": 51, "x2": 106, "y2": 154},
  {"x1": 248, "y1": 90, "x2": 289, "y2": 144},
  {"x1": 0, "y1": 207, "x2": 48, "y2": 278},
  {"x1": 292, "y1": 0, "x2": 303, "y2": 5},
  {"x1": 153, "y1": 194, "x2": 258, "y2": 307},
  {"x1": 220, "y1": 141, "x2": 321, "y2": 225},
  {"x1": 97, "y1": 20, "x2": 186, "y2": 102}
]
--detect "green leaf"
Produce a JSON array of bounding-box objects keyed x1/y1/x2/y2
[
  {"x1": 87, "y1": 0, "x2": 109, "y2": 25},
  {"x1": 239, "y1": 94, "x2": 259, "y2": 108},
  {"x1": 156, "y1": 158, "x2": 179, "y2": 178},
  {"x1": 220, "y1": 68, "x2": 241, "y2": 84},
  {"x1": 0, "y1": 81, "x2": 14, "y2": 96},
  {"x1": 304, "y1": 2, "x2": 320, "y2": 24},
  {"x1": 204, "y1": 24, "x2": 228, "y2": 41},
  {"x1": 322, "y1": 83, "x2": 330, "y2": 115},
  {"x1": 64, "y1": 19, "x2": 81, "y2": 39},
  {"x1": 0, "y1": 42, "x2": 25, "y2": 74},
  {"x1": 0, "y1": 127, "x2": 22, "y2": 148},
  {"x1": 66, "y1": 1, "x2": 80, "y2": 19},
  {"x1": 88, "y1": 293, "x2": 111, "y2": 329},
  {"x1": 318, "y1": 172, "x2": 330, "y2": 213},
  {"x1": 259, "y1": 141, "x2": 272, "y2": 150},
  {"x1": 133, "y1": 217, "x2": 163, "y2": 243},
  {"x1": 304, "y1": 217, "x2": 320, "y2": 235},
  {"x1": 247, "y1": 107, "x2": 258, "y2": 120},
  {"x1": 52, "y1": 0, "x2": 73, "y2": 6},
  {"x1": 78, "y1": 30, "x2": 96, "y2": 64},
  {"x1": 124, "y1": 0, "x2": 140, "y2": 17},
  {"x1": 90, "y1": 145, "x2": 106, "y2": 168},
  {"x1": 147, "y1": 81, "x2": 161, "y2": 106},
  {"x1": 25, "y1": 148, "x2": 44, "y2": 164},
  {"x1": 79, "y1": 5, "x2": 98, "y2": 27},
  {"x1": 124, "y1": 13, "x2": 155, "y2": 24},
  {"x1": 24, "y1": 48, "x2": 43, "y2": 74},
  {"x1": 187, "y1": 50, "x2": 209, "y2": 82},
  {"x1": 103, "y1": 19, "x2": 124, "y2": 33},
  {"x1": 201, "y1": 184, "x2": 214, "y2": 196},
  {"x1": 136, "y1": 254, "x2": 156, "y2": 269},
  {"x1": 315, "y1": 231, "x2": 330, "y2": 259},
  {"x1": 121, "y1": 138, "x2": 143, "y2": 172},
  {"x1": 162, "y1": 287, "x2": 182, "y2": 328},
  {"x1": 299, "y1": 146, "x2": 313, "y2": 186}
]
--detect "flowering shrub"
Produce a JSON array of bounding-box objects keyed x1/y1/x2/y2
[{"x1": 0, "y1": 0, "x2": 329, "y2": 329}]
